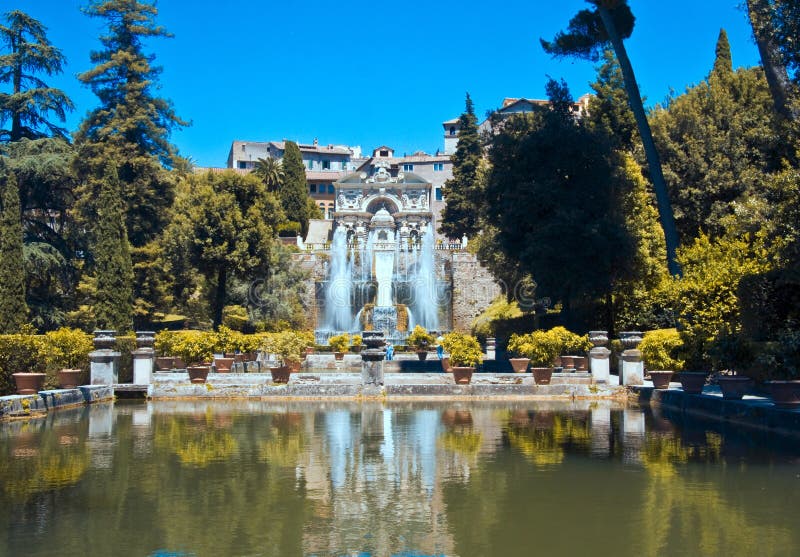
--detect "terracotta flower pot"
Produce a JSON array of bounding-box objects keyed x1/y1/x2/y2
[
  {"x1": 270, "y1": 366, "x2": 291, "y2": 384},
  {"x1": 155, "y1": 356, "x2": 175, "y2": 371},
  {"x1": 561, "y1": 356, "x2": 576, "y2": 370},
  {"x1": 769, "y1": 380, "x2": 800, "y2": 409},
  {"x1": 649, "y1": 370, "x2": 674, "y2": 389},
  {"x1": 441, "y1": 356, "x2": 451, "y2": 372},
  {"x1": 13, "y1": 372, "x2": 46, "y2": 395},
  {"x1": 334, "y1": 352, "x2": 345, "y2": 361},
  {"x1": 285, "y1": 359, "x2": 302, "y2": 372},
  {"x1": 57, "y1": 368, "x2": 83, "y2": 389},
  {"x1": 509, "y1": 358, "x2": 530, "y2": 373},
  {"x1": 451, "y1": 366, "x2": 474, "y2": 384},
  {"x1": 187, "y1": 365, "x2": 210, "y2": 384},
  {"x1": 678, "y1": 372, "x2": 707, "y2": 394},
  {"x1": 718, "y1": 376, "x2": 752, "y2": 400},
  {"x1": 417, "y1": 351, "x2": 428, "y2": 361},
  {"x1": 574, "y1": 356, "x2": 588, "y2": 371},
  {"x1": 531, "y1": 367, "x2": 553, "y2": 385},
  {"x1": 214, "y1": 357, "x2": 235, "y2": 373}
]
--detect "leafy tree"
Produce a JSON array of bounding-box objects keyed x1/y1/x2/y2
[
  {"x1": 74, "y1": 0, "x2": 187, "y2": 247},
  {"x1": 482, "y1": 79, "x2": 633, "y2": 325},
  {"x1": 163, "y1": 171, "x2": 285, "y2": 328},
  {"x1": 649, "y1": 42, "x2": 783, "y2": 239},
  {"x1": 90, "y1": 163, "x2": 134, "y2": 331},
  {"x1": 280, "y1": 141, "x2": 312, "y2": 237},
  {"x1": 440, "y1": 93, "x2": 483, "y2": 239},
  {"x1": 0, "y1": 162, "x2": 28, "y2": 331},
  {"x1": 0, "y1": 10, "x2": 73, "y2": 142},
  {"x1": 586, "y1": 50, "x2": 637, "y2": 151},
  {"x1": 542, "y1": 0, "x2": 681, "y2": 276},
  {"x1": 253, "y1": 156, "x2": 284, "y2": 192}
]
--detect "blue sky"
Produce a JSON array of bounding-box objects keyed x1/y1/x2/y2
[{"x1": 13, "y1": 0, "x2": 760, "y2": 167}]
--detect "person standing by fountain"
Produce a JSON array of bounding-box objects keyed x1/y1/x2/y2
[
  {"x1": 436, "y1": 334, "x2": 444, "y2": 360},
  {"x1": 386, "y1": 343, "x2": 394, "y2": 361}
]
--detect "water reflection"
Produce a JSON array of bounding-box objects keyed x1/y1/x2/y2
[{"x1": 0, "y1": 401, "x2": 799, "y2": 557}]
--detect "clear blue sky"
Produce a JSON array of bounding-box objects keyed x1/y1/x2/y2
[{"x1": 13, "y1": 0, "x2": 760, "y2": 167}]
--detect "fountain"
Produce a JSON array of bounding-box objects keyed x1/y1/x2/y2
[{"x1": 360, "y1": 330, "x2": 387, "y2": 386}]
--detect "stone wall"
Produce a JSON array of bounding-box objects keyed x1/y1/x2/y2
[{"x1": 450, "y1": 252, "x2": 501, "y2": 331}]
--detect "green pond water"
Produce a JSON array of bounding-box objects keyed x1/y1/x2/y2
[{"x1": 1, "y1": 400, "x2": 799, "y2": 557}]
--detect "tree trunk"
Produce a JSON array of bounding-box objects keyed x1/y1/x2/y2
[
  {"x1": 213, "y1": 266, "x2": 227, "y2": 329},
  {"x1": 596, "y1": 5, "x2": 682, "y2": 277},
  {"x1": 746, "y1": 0, "x2": 797, "y2": 122}
]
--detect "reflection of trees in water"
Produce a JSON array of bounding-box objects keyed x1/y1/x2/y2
[
  {"x1": 154, "y1": 412, "x2": 238, "y2": 468},
  {"x1": 0, "y1": 419, "x2": 89, "y2": 501},
  {"x1": 504, "y1": 412, "x2": 591, "y2": 468},
  {"x1": 259, "y1": 412, "x2": 305, "y2": 468}
]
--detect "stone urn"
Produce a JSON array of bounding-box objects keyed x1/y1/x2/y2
[
  {"x1": 648, "y1": 370, "x2": 674, "y2": 389},
  {"x1": 678, "y1": 372, "x2": 707, "y2": 394},
  {"x1": 92, "y1": 330, "x2": 117, "y2": 350},
  {"x1": 619, "y1": 331, "x2": 643, "y2": 350},
  {"x1": 451, "y1": 367, "x2": 474, "y2": 385},
  {"x1": 531, "y1": 367, "x2": 554, "y2": 385},
  {"x1": 135, "y1": 331, "x2": 156, "y2": 349},
  {"x1": 187, "y1": 365, "x2": 210, "y2": 384},
  {"x1": 57, "y1": 368, "x2": 83, "y2": 389},
  {"x1": 718, "y1": 375, "x2": 753, "y2": 400},
  {"x1": 588, "y1": 331, "x2": 609, "y2": 348},
  {"x1": 13, "y1": 372, "x2": 46, "y2": 395},
  {"x1": 509, "y1": 358, "x2": 530, "y2": 373}
]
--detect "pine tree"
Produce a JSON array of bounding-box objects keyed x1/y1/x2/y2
[
  {"x1": 0, "y1": 10, "x2": 74, "y2": 141},
  {"x1": 281, "y1": 141, "x2": 312, "y2": 237},
  {"x1": 0, "y1": 162, "x2": 28, "y2": 332},
  {"x1": 713, "y1": 29, "x2": 733, "y2": 76},
  {"x1": 74, "y1": 0, "x2": 186, "y2": 247},
  {"x1": 439, "y1": 93, "x2": 483, "y2": 239},
  {"x1": 91, "y1": 163, "x2": 134, "y2": 332},
  {"x1": 586, "y1": 50, "x2": 637, "y2": 151}
]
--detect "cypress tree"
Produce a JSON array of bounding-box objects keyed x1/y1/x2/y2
[
  {"x1": 91, "y1": 163, "x2": 134, "y2": 331},
  {"x1": 0, "y1": 162, "x2": 28, "y2": 332},
  {"x1": 713, "y1": 29, "x2": 733, "y2": 76},
  {"x1": 439, "y1": 93, "x2": 483, "y2": 239},
  {"x1": 281, "y1": 141, "x2": 311, "y2": 236}
]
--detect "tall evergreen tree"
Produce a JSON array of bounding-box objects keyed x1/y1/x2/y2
[
  {"x1": 91, "y1": 163, "x2": 134, "y2": 332},
  {"x1": 586, "y1": 50, "x2": 637, "y2": 151},
  {"x1": 0, "y1": 10, "x2": 73, "y2": 142},
  {"x1": 0, "y1": 162, "x2": 28, "y2": 331},
  {"x1": 713, "y1": 29, "x2": 733, "y2": 76},
  {"x1": 280, "y1": 141, "x2": 312, "y2": 237},
  {"x1": 542, "y1": 0, "x2": 681, "y2": 276},
  {"x1": 440, "y1": 93, "x2": 484, "y2": 239},
  {"x1": 74, "y1": 0, "x2": 186, "y2": 247}
]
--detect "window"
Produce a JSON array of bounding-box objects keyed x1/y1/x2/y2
[
  {"x1": 241, "y1": 144, "x2": 246, "y2": 151},
  {"x1": 380, "y1": 150, "x2": 389, "y2": 157},
  {"x1": 309, "y1": 184, "x2": 317, "y2": 193},
  {"x1": 449, "y1": 126, "x2": 456, "y2": 135},
  {"x1": 322, "y1": 160, "x2": 331, "y2": 170},
  {"x1": 327, "y1": 184, "x2": 335, "y2": 194},
  {"x1": 435, "y1": 188, "x2": 443, "y2": 201},
  {"x1": 433, "y1": 163, "x2": 444, "y2": 171},
  {"x1": 307, "y1": 160, "x2": 314, "y2": 170},
  {"x1": 327, "y1": 207, "x2": 335, "y2": 219},
  {"x1": 403, "y1": 164, "x2": 414, "y2": 172},
  {"x1": 237, "y1": 161, "x2": 247, "y2": 169}
]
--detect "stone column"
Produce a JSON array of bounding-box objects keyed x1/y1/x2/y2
[
  {"x1": 588, "y1": 330, "x2": 611, "y2": 384},
  {"x1": 90, "y1": 330, "x2": 121, "y2": 386},
  {"x1": 619, "y1": 331, "x2": 644, "y2": 386},
  {"x1": 485, "y1": 337, "x2": 496, "y2": 360},
  {"x1": 132, "y1": 331, "x2": 155, "y2": 385},
  {"x1": 361, "y1": 331, "x2": 386, "y2": 387}
]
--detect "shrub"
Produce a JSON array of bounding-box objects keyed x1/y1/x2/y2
[
  {"x1": 172, "y1": 331, "x2": 218, "y2": 366},
  {"x1": 154, "y1": 330, "x2": 182, "y2": 357},
  {"x1": 115, "y1": 335, "x2": 137, "y2": 383},
  {"x1": 445, "y1": 333, "x2": 484, "y2": 368},
  {"x1": 512, "y1": 331, "x2": 560, "y2": 367},
  {"x1": 222, "y1": 305, "x2": 250, "y2": 331},
  {"x1": 327, "y1": 333, "x2": 350, "y2": 354},
  {"x1": 640, "y1": 329, "x2": 684, "y2": 372},
  {"x1": 548, "y1": 326, "x2": 591, "y2": 355},
  {"x1": 263, "y1": 331, "x2": 310, "y2": 362},
  {"x1": 406, "y1": 325, "x2": 434, "y2": 351},
  {"x1": 43, "y1": 328, "x2": 93, "y2": 370},
  {"x1": 0, "y1": 333, "x2": 46, "y2": 394}
]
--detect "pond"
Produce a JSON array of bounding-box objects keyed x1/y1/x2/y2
[{"x1": 1, "y1": 400, "x2": 799, "y2": 556}]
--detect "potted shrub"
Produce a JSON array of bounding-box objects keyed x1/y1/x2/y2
[
  {"x1": 174, "y1": 331, "x2": 216, "y2": 384},
  {"x1": 507, "y1": 333, "x2": 531, "y2": 373},
  {"x1": 446, "y1": 333, "x2": 483, "y2": 384},
  {"x1": 44, "y1": 327, "x2": 93, "y2": 389},
  {"x1": 407, "y1": 325, "x2": 434, "y2": 361},
  {"x1": 640, "y1": 329, "x2": 684, "y2": 389},
  {"x1": 264, "y1": 331, "x2": 310, "y2": 382},
  {"x1": 549, "y1": 327, "x2": 591, "y2": 371},
  {"x1": 758, "y1": 330, "x2": 800, "y2": 409},
  {"x1": 524, "y1": 330, "x2": 560, "y2": 385},
  {"x1": 6, "y1": 331, "x2": 46, "y2": 395},
  {"x1": 328, "y1": 333, "x2": 350, "y2": 360},
  {"x1": 154, "y1": 330, "x2": 180, "y2": 370},
  {"x1": 710, "y1": 332, "x2": 756, "y2": 400}
]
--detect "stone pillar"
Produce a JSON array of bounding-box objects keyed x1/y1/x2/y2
[
  {"x1": 619, "y1": 331, "x2": 644, "y2": 386},
  {"x1": 485, "y1": 337, "x2": 496, "y2": 360},
  {"x1": 90, "y1": 330, "x2": 121, "y2": 386},
  {"x1": 132, "y1": 331, "x2": 155, "y2": 385},
  {"x1": 588, "y1": 330, "x2": 611, "y2": 384},
  {"x1": 361, "y1": 331, "x2": 386, "y2": 386}
]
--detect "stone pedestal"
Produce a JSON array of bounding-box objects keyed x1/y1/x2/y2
[
  {"x1": 132, "y1": 349, "x2": 154, "y2": 385},
  {"x1": 620, "y1": 350, "x2": 644, "y2": 386},
  {"x1": 486, "y1": 337, "x2": 496, "y2": 360},
  {"x1": 90, "y1": 350, "x2": 121, "y2": 385},
  {"x1": 589, "y1": 347, "x2": 611, "y2": 384},
  {"x1": 361, "y1": 331, "x2": 386, "y2": 386}
]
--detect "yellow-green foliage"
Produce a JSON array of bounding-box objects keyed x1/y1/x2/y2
[
  {"x1": 0, "y1": 333, "x2": 45, "y2": 394},
  {"x1": 351, "y1": 335, "x2": 362, "y2": 348},
  {"x1": 508, "y1": 326, "x2": 588, "y2": 366},
  {"x1": 442, "y1": 332, "x2": 483, "y2": 367},
  {"x1": 327, "y1": 333, "x2": 350, "y2": 353},
  {"x1": 171, "y1": 331, "x2": 218, "y2": 365},
  {"x1": 548, "y1": 326, "x2": 592, "y2": 355},
  {"x1": 640, "y1": 329, "x2": 684, "y2": 372},
  {"x1": 262, "y1": 330, "x2": 313, "y2": 361},
  {"x1": 43, "y1": 328, "x2": 93, "y2": 370},
  {"x1": 406, "y1": 325, "x2": 434, "y2": 350},
  {"x1": 471, "y1": 296, "x2": 522, "y2": 339},
  {"x1": 221, "y1": 305, "x2": 250, "y2": 331}
]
